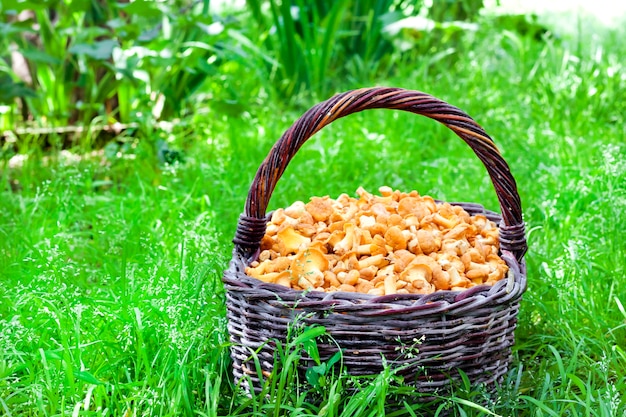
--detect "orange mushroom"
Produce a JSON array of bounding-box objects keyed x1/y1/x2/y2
[
  {"x1": 384, "y1": 226, "x2": 407, "y2": 251},
  {"x1": 277, "y1": 227, "x2": 311, "y2": 255},
  {"x1": 291, "y1": 248, "x2": 328, "y2": 288}
]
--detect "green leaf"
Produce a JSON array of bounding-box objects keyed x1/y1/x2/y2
[
  {"x1": 42, "y1": 350, "x2": 63, "y2": 361},
  {"x1": 0, "y1": 0, "x2": 54, "y2": 11},
  {"x1": 0, "y1": 22, "x2": 34, "y2": 37},
  {"x1": 0, "y1": 75, "x2": 37, "y2": 103},
  {"x1": 326, "y1": 350, "x2": 342, "y2": 369},
  {"x1": 305, "y1": 366, "x2": 320, "y2": 387},
  {"x1": 519, "y1": 396, "x2": 561, "y2": 417},
  {"x1": 138, "y1": 27, "x2": 160, "y2": 42},
  {"x1": 18, "y1": 49, "x2": 61, "y2": 65},
  {"x1": 448, "y1": 397, "x2": 502, "y2": 416},
  {"x1": 75, "y1": 370, "x2": 105, "y2": 385},
  {"x1": 115, "y1": 0, "x2": 162, "y2": 18},
  {"x1": 69, "y1": 39, "x2": 118, "y2": 60},
  {"x1": 303, "y1": 336, "x2": 320, "y2": 364},
  {"x1": 289, "y1": 325, "x2": 326, "y2": 348}
]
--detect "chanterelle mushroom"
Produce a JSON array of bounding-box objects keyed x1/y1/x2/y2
[
  {"x1": 416, "y1": 229, "x2": 441, "y2": 254},
  {"x1": 384, "y1": 226, "x2": 407, "y2": 251},
  {"x1": 448, "y1": 267, "x2": 470, "y2": 290},
  {"x1": 400, "y1": 264, "x2": 435, "y2": 294},
  {"x1": 274, "y1": 271, "x2": 292, "y2": 287},
  {"x1": 284, "y1": 201, "x2": 307, "y2": 219},
  {"x1": 333, "y1": 223, "x2": 360, "y2": 255},
  {"x1": 247, "y1": 186, "x2": 508, "y2": 294},
  {"x1": 306, "y1": 196, "x2": 335, "y2": 223},
  {"x1": 277, "y1": 227, "x2": 311, "y2": 255},
  {"x1": 291, "y1": 248, "x2": 329, "y2": 289}
]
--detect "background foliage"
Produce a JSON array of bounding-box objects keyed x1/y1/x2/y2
[{"x1": 1, "y1": 0, "x2": 491, "y2": 136}]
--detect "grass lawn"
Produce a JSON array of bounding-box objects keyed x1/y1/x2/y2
[{"x1": 1, "y1": 19, "x2": 625, "y2": 417}]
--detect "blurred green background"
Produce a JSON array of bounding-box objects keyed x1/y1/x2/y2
[{"x1": 1, "y1": 0, "x2": 562, "y2": 146}]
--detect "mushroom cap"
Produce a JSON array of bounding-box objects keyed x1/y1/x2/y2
[
  {"x1": 441, "y1": 238, "x2": 470, "y2": 256},
  {"x1": 359, "y1": 215, "x2": 376, "y2": 229},
  {"x1": 461, "y1": 248, "x2": 485, "y2": 269},
  {"x1": 370, "y1": 202, "x2": 390, "y2": 219},
  {"x1": 387, "y1": 214, "x2": 403, "y2": 227},
  {"x1": 258, "y1": 250, "x2": 272, "y2": 262},
  {"x1": 390, "y1": 249, "x2": 416, "y2": 273},
  {"x1": 485, "y1": 254, "x2": 509, "y2": 283},
  {"x1": 323, "y1": 270, "x2": 341, "y2": 288},
  {"x1": 306, "y1": 196, "x2": 335, "y2": 223},
  {"x1": 465, "y1": 262, "x2": 491, "y2": 282},
  {"x1": 255, "y1": 272, "x2": 282, "y2": 283},
  {"x1": 356, "y1": 279, "x2": 374, "y2": 293},
  {"x1": 291, "y1": 248, "x2": 329, "y2": 279},
  {"x1": 295, "y1": 222, "x2": 317, "y2": 238},
  {"x1": 471, "y1": 214, "x2": 488, "y2": 230},
  {"x1": 246, "y1": 259, "x2": 271, "y2": 277},
  {"x1": 274, "y1": 271, "x2": 292, "y2": 287},
  {"x1": 290, "y1": 248, "x2": 328, "y2": 289},
  {"x1": 416, "y1": 229, "x2": 441, "y2": 254},
  {"x1": 378, "y1": 185, "x2": 393, "y2": 197},
  {"x1": 404, "y1": 215, "x2": 420, "y2": 228},
  {"x1": 297, "y1": 271, "x2": 323, "y2": 289},
  {"x1": 431, "y1": 212, "x2": 459, "y2": 230},
  {"x1": 370, "y1": 234, "x2": 389, "y2": 256},
  {"x1": 384, "y1": 225, "x2": 407, "y2": 251},
  {"x1": 432, "y1": 269, "x2": 451, "y2": 290},
  {"x1": 444, "y1": 223, "x2": 471, "y2": 240},
  {"x1": 399, "y1": 264, "x2": 435, "y2": 294},
  {"x1": 260, "y1": 235, "x2": 275, "y2": 251},
  {"x1": 267, "y1": 256, "x2": 292, "y2": 273},
  {"x1": 435, "y1": 252, "x2": 466, "y2": 273},
  {"x1": 398, "y1": 196, "x2": 430, "y2": 220},
  {"x1": 407, "y1": 255, "x2": 441, "y2": 273},
  {"x1": 270, "y1": 209, "x2": 287, "y2": 225},
  {"x1": 338, "y1": 283, "x2": 356, "y2": 292},
  {"x1": 359, "y1": 265, "x2": 377, "y2": 281},
  {"x1": 284, "y1": 200, "x2": 307, "y2": 219},
  {"x1": 400, "y1": 263, "x2": 432, "y2": 283},
  {"x1": 406, "y1": 254, "x2": 446, "y2": 287},
  {"x1": 308, "y1": 240, "x2": 328, "y2": 254},
  {"x1": 359, "y1": 229, "x2": 373, "y2": 245},
  {"x1": 339, "y1": 270, "x2": 360, "y2": 286},
  {"x1": 277, "y1": 227, "x2": 311, "y2": 255},
  {"x1": 376, "y1": 264, "x2": 395, "y2": 280}
]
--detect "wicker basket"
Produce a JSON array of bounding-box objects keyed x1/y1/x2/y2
[{"x1": 222, "y1": 87, "x2": 527, "y2": 397}]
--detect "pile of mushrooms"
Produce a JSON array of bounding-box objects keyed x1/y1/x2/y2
[{"x1": 246, "y1": 186, "x2": 509, "y2": 295}]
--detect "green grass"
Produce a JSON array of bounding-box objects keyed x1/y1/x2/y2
[{"x1": 1, "y1": 18, "x2": 626, "y2": 416}]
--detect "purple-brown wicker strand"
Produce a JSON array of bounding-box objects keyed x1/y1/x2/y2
[
  {"x1": 232, "y1": 214, "x2": 268, "y2": 250},
  {"x1": 499, "y1": 222, "x2": 528, "y2": 261}
]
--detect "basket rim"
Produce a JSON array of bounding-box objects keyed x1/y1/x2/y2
[{"x1": 224, "y1": 253, "x2": 525, "y2": 309}]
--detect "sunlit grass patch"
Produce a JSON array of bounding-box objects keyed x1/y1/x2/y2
[{"x1": 0, "y1": 154, "x2": 230, "y2": 415}]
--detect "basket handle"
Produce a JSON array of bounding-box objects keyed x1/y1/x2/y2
[{"x1": 233, "y1": 87, "x2": 527, "y2": 263}]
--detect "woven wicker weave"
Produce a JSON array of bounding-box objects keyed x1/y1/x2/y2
[{"x1": 223, "y1": 87, "x2": 527, "y2": 396}]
